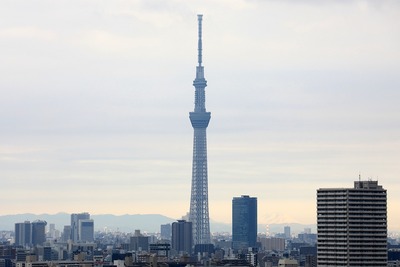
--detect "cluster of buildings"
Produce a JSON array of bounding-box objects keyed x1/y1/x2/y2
[{"x1": 0, "y1": 181, "x2": 398, "y2": 267}]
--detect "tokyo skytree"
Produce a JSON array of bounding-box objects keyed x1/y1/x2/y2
[{"x1": 188, "y1": 14, "x2": 211, "y2": 245}]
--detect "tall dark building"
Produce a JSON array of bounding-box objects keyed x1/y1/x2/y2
[
  {"x1": 232, "y1": 195, "x2": 257, "y2": 250},
  {"x1": 31, "y1": 220, "x2": 47, "y2": 246},
  {"x1": 171, "y1": 220, "x2": 193, "y2": 255},
  {"x1": 317, "y1": 180, "x2": 387, "y2": 266},
  {"x1": 15, "y1": 220, "x2": 46, "y2": 247},
  {"x1": 15, "y1": 221, "x2": 31, "y2": 247}
]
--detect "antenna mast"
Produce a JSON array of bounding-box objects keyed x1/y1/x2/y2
[{"x1": 197, "y1": 14, "x2": 203, "y2": 67}]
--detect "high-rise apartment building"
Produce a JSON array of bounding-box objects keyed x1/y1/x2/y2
[
  {"x1": 188, "y1": 14, "x2": 211, "y2": 246},
  {"x1": 317, "y1": 180, "x2": 387, "y2": 266},
  {"x1": 232, "y1": 195, "x2": 257, "y2": 250},
  {"x1": 70, "y1": 212, "x2": 90, "y2": 242},
  {"x1": 171, "y1": 220, "x2": 193, "y2": 255}
]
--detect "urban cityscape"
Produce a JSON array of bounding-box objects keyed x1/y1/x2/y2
[{"x1": 1, "y1": 1, "x2": 400, "y2": 267}]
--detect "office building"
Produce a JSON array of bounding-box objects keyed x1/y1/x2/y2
[
  {"x1": 259, "y1": 237, "x2": 285, "y2": 252},
  {"x1": 78, "y1": 219, "x2": 94, "y2": 242},
  {"x1": 70, "y1": 213, "x2": 90, "y2": 242},
  {"x1": 284, "y1": 226, "x2": 291, "y2": 239},
  {"x1": 31, "y1": 220, "x2": 47, "y2": 246},
  {"x1": 188, "y1": 14, "x2": 211, "y2": 245},
  {"x1": 61, "y1": 226, "x2": 71, "y2": 242},
  {"x1": 15, "y1": 221, "x2": 31, "y2": 247},
  {"x1": 160, "y1": 224, "x2": 171, "y2": 240},
  {"x1": 48, "y1": 224, "x2": 56, "y2": 239},
  {"x1": 317, "y1": 180, "x2": 387, "y2": 266},
  {"x1": 171, "y1": 220, "x2": 192, "y2": 255},
  {"x1": 232, "y1": 195, "x2": 257, "y2": 250},
  {"x1": 14, "y1": 220, "x2": 46, "y2": 247},
  {"x1": 130, "y1": 230, "x2": 149, "y2": 252}
]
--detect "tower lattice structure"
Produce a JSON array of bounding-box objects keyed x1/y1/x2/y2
[{"x1": 189, "y1": 14, "x2": 211, "y2": 245}]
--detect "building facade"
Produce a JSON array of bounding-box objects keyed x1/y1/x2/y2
[
  {"x1": 171, "y1": 220, "x2": 193, "y2": 255},
  {"x1": 31, "y1": 221, "x2": 47, "y2": 246},
  {"x1": 160, "y1": 224, "x2": 171, "y2": 241},
  {"x1": 15, "y1": 221, "x2": 47, "y2": 247},
  {"x1": 232, "y1": 195, "x2": 257, "y2": 250},
  {"x1": 317, "y1": 180, "x2": 387, "y2": 266},
  {"x1": 78, "y1": 219, "x2": 94, "y2": 242},
  {"x1": 259, "y1": 237, "x2": 285, "y2": 252},
  {"x1": 15, "y1": 221, "x2": 31, "y2": 247},
  {"x1": 70, "y1": 213, "x2": 90, "y2": 242},
  {"x1": 130, "y1": 230, "x2": 149, "y2": 252}
]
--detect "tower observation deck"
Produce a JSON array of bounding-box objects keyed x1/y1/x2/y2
[{"x1": 189, "y1": 14, "x2": 211, "y2": 245}]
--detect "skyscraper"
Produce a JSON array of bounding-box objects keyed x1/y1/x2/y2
[
  {"x1": 15, "y1": 221, "x2": 31, "y2": 247},
  {"x1": 171, "y1": 220, "x2": 193, "y2": 255},
  {"x1": 232, "y1": 195, "x2": 257, "y2": 250},
  {"x1": 31, "y1": 220, "x2": 47, "y2": 246},
  {"x1": 317, "y1": 180, "x2": 387, "y2": 266},
  {"x1": 160, "y1": 223, "x2": 171, "y2": 240},
  {"x1": 78, "y1": 219, "x2": 94, "y2": 242},
  {"x1": 14, "y1": 220, "x2": 47, "y2": 247},
  {"x1": 70, "y1": 212, "x2": 90, "y2": 242},
  {"x1": 284, "y1": 226, "x2": 291, "y2": 239},
  {"x1": 188, "y1": 14, "x2": 211, "y2": 245}
]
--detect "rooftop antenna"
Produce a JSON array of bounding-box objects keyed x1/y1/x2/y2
[
  {"x1": 359, "y1": 172, "x2": 361, "y2": 182},
  {"x1": 197, "y1": 14, "x2": 203, "y2": 67}
]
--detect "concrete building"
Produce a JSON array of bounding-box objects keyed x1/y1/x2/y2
[
  {"x1": 317, "y1": 180, "x2": 387, "y2": 266},
  {"x1": 232, "y1": 195, "x2": 257, "y2": 250},
  {"x1": 259, "y1": 237, "x2": 285, "y2": 252},
  {"x1": 171, "y1": 220, "x2": 192, "y2": 255}
]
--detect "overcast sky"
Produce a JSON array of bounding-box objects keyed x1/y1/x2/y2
[{"x1": 1, "y1": 0, "x2": 399, "y2": 232}]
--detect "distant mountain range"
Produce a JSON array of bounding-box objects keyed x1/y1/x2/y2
[{"x1": 0, "y1": 213, "x2": 316, "y2": 234}]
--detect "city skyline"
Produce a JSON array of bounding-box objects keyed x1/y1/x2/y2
[{"x1": 1, "y1": 1, "x2": 399, "y2": 231}]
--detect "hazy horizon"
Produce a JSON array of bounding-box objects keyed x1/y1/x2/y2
[{"x1": 1, "y1": 1, "x2": 399, "y2": 231}]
